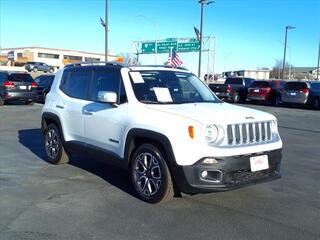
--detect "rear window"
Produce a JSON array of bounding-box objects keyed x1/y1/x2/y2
[
  {"x1": 35, "y1": 75, "x2": 54, "y2": 87},
  {"x1": 250, "y1": 81, "x2": 270, "y2": 88},
  {"x1": 225, "y1": 78, "x2": 243, "y2": 85},
  {"x1": 8, "y1": 73, "x2": 33, "y2": 82},
  {"x1": 285, "y1": 82, "x2": 308, "y2": 90}
]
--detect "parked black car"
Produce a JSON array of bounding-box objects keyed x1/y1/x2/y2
[
  {"x1": 208, "y1": 83, "x2": 232, "y2": 101},
  {"x1": 281, "y1": 81, "x2": 320, "y2": 109},
  {"x1": 0, "y1": 71, "x2": 37, "y2": 105},
  {"x1": 25, "y1": 61, "x2": 54, "y2": 73},
  {"x1": 34, "y1": 74, "x2": 55, "y2": 103}
]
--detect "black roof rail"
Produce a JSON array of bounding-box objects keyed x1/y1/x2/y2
[{"x1": 63, "y1": 61, "x2": 123, "y2": 68}]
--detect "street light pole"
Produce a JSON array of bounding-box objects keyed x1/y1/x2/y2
[
  {"x1": 317, "y1": 38, "x2": 320, "y2": 80},
  {"x1": 282, "y1": 25, "x2": 295, "y2": 80},
  {"x1": 198, "y1": 0, "x2": 213, "y2": 78},
  {"x1": 105, "y1": 0, "x2": 108, "y2": 61}
]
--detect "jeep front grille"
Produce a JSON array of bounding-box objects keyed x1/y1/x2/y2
[{"x1": 226, "y1": 121, "x2": 272, "y2": 145}]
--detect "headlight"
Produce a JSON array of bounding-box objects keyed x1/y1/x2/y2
[
  {"x1": 270, "y1": 120, "x2": 278, "y2": 133},
  {"x1": 204, "y1": 124, "x2": 219, "y2": 143}
]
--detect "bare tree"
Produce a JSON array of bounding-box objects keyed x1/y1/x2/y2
[{"x1": 270, "y1": 59, "x2": 293, "y2": 79}]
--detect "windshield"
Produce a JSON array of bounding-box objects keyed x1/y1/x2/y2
[{"x1": 130, "y1": 71, "x2": 220, "y2": 104}]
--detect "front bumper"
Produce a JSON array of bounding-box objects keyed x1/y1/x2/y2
[{"x1": 173, "y1": 149, "x2": 282, "y2": 194}]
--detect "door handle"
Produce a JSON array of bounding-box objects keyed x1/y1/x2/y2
[
  {"x1": 83, "y1": 109, "x2": 93, "y2": 115},
  {"x1": 56, "y1": 104, "x2": 64, "y2": 109}
]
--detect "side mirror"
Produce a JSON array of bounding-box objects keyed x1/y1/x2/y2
[{"x1": 97, "y1": 91, "x2": 117, "y2": 104}]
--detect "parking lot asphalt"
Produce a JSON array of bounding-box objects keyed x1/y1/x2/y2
[{"x1": 0, "y1": 103, "x2": 319, "y2": 240}]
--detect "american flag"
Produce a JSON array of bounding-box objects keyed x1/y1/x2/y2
[{"x1": 167, "y1": 49, "x2": 183, "y2": 68}]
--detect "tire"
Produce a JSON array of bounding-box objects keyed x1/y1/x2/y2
[
  {"x1": 25, "y1": 101, "x2": 34, "y2": 105},
  {"x1": 0, "y1": 96, "x2": 4, "y2": 106},
  {"x1": 49, "y1": 68, "x2": 54, "y2": 73},
  {"x1": 44, "y1": 124, "x2": 69, "y2": 164},
  {"x1": 232, "y1": 92, "x2": 240, "y2": 103},
  {"x1": 313, "y1": 98, "x2": 320, "y2": 110},
  {"x1": 33, "y1": 67, "x2": 38, "y2": 73},
  {"x1": 130, "y1": 144, "x2": 174, "y2": 203},
  {"x1": 274, "y1": 95, "x2": 281, "y2": 107}
]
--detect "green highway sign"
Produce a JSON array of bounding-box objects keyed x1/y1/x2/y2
[
  {"x1": 139, "y1": 38, "x2": 201, "y2": 54},
  {"x1": 141, "y1": 42, "x2": 156, "y2": 54},
  {"x1": 157, "y1": 41, "x2": 177, "y2": 53}
]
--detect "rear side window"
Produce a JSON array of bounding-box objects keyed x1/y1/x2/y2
[
  {"x1": 0, "y1": 72, "x2": 8, "y2": 84},
  {"x1": 225, "y1": 78, "x2": 243, "y2": 85},
  {"x1": 90, "y1": 68, "x2": 127, "y2": 104},
  {"x1": 8, "y1": 73, "x2": 33, "y2": 82},
  {"x1": 285, "y1": 82, "x2": 308, "y2": 90},
  {"x1": 251, "y1": 81, "x2": 270, "y2": 88},
  {"x1": 60, "y1": 69, "x2": 91, "y2": 100},
  {"x1": 36, "y1": 76, "x2": 54, "y2": 87}
]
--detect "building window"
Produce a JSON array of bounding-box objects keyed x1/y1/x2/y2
[
  {"x1": 38, "y1": 52, "x2": 60, "y2": 59},
  {"x1": 63, "y1": 55, "x2": 82, "y2": 61},
  {"x1": 17, "y1": 53, "x2": 23, "y2": 58},
  {"x1": 85, "y1": 57, "x2": 100, "y2": 62}
]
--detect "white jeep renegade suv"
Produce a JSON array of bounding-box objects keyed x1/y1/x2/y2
[{"x1": 41, "y1": 62, "x2": 283, "y2": 203}]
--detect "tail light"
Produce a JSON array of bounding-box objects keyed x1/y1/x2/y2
[
  {"x1": 227, "y1": 84, "x2": 232, "y2": 92},
  {"x1": 261, "y1": 87, "x2": 271, "y2": 93},
  {"x1": 31, "y1": 82, "x2": 38, "y2": 88},
  {"x1": 3, "y1": 81, "x2": 15, "y2": 89},
  {"x1": 300, "y1": 88, "x2": 309, "y2": 94}
]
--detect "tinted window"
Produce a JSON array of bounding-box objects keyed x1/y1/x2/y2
[
  {"x1": 244, "y1": 78, "x2": 253, "y2": 86},
  {"x1": 251, "y1": 81, "x2": 270, "y2": 88},
  {"x1": 310, "y1": 82, "x2": 320, "y2": 91},
  {"x1": 60, "y1": 69, "x2": 91, "y2": 100},
  {"x1": 0, "y1": 72, "x2": 8, "y2": 84},
  {"x1": 271, "y1": 81, "x2": 286, "y2": 89},
  {"x1": 35, "y1": 75, "x2": 54, "y2": 87},
  {"x1": 225, "y1": 78, "x2": 243, "y2": 85},
  {"x1": 8, "y1": 73, "x2": 33, "y2": 82},
  {"x1": 91, "y1": 68, "x2": 126, "y2": 103},
  {"x1": 285, "y1": 82, "x2": 308, "y2": 90}
]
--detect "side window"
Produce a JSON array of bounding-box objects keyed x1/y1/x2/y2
[
  {"x1": 60, "y1": 69, "x2": 91, "y2": 100},
  {"x1": 90, "y1": 69, "x2": 127, "y2": 104}
]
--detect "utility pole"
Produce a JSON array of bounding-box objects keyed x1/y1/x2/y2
[
  {"x1": 105, "y1": 0, "x2": 108, "y2": 61},
  {"x1": 282, "y1": 25, "x2": 295, "y2": 80},
  {"x1": 198, "y1": 0, "x2": 213, "y2": 78},
  {"x1": 317, "y1": 38, "x2": 320, "y2": 80}
]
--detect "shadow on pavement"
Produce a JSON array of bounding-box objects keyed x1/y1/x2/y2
[{"x1": 18, "y1": 128, "x2": 136, "y2": 198}]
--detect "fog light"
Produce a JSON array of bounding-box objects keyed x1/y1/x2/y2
[
  {"x1": 203, "y1": 158, "x2": 218, "y2": 164},
  {"x1": 201, "y1": 171, "x2": 208, "y2": 178}
]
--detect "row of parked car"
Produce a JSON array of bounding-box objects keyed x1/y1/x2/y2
[
  {"x1": 209, "y1": 77, "x2": 320, "y2": 110},
  {"x1": 0, "y1": 71, "x2": 54, "y2": 105}
]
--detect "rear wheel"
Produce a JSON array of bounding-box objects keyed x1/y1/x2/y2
[
  {"x1": 44, "y1": 124, "x2": 69, "y2": 164},
  {"x1": 33, "y1": 67, "x2": 38, "y2": 72},
  {"x1": 232, "y1": 92, "x2": 240, "y2": 103},
  {"x1": 130, "y1": 144, "x2": 174, "y2": 203},
  {"x1": 313, "y1": 98, "x2": 320, "y2": 110},
  {"x1": 49, "y1": 68, "x2": 54, "y2": 73}
]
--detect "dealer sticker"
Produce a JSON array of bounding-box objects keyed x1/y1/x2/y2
[{"x1": 250, "y1": 155, "x2": 269, "y2": 172}]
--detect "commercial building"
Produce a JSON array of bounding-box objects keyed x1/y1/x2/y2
[
  {"x1": 290, "y1": 67, "x2": 320, "y2": 80},
  {"x1": 223, "y1": 69, "x2": 270, "y2": 80},
  {"x1": 0, "y1": 46, "x2": 119, "y2": 70}
]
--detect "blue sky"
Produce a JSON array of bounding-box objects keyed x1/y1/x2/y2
[{"x1": 0, "y1": 0, "x2": 319, "y2": 75}]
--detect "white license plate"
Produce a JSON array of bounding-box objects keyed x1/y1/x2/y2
[
  {"x1": 19, "y1": 86, "x2": 27, "y2": 90},
  {"x1": 254, "y1": 89, "x2": 259, "y2": 92},
  {"x1": 250, "y1": 155, "x2": 269, "y2": 172},
  {"x1": 290, "y1": 92, "x2": 296, "y2": 96}
]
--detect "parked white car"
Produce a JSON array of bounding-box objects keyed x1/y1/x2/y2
[{"x1": 41, "y1": 62, "x2": 283, "y2": 203}]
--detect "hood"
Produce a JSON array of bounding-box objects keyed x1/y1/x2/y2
[{"x1": 146, "y1": 102, "x2": 275, "y2": 125}]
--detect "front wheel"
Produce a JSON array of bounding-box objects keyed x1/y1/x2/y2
[
  {"x1": 130, "y1": 144, "x2": 174, "y2": 203},
  {"x1": 44, "y1": 124, "x2": 69, "y2": 164},
  {"x1": 33, "y1": 67, "x2": 38, "y2": 73}
]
